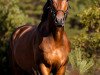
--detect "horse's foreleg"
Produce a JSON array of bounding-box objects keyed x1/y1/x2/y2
[
  {"x1": 54, "y1": 65, "x2": 66, "y2": 75},
  {"x1": 39, "y1": 63, "x2": 50, "y2": 75}
]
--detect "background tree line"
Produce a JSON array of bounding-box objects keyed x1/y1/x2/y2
[{"x1": 0, "y1": 0, "x2": 100, "y2": 75}]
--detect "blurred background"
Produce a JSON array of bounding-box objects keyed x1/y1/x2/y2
[{"x1": 0, "y1": 0, "x2": 100, "y2": 75}]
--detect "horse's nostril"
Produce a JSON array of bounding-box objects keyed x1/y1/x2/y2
[
  {"x1": 61, "y1": 18, "x2": 64, "y2": 22},
  {"x1": 63, "y1": 18, "x2": 65, "y2": 21}
]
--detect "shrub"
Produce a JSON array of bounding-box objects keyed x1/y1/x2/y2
[
  {"x1": 69, "y1": 4, "x2": 100, "y2": 75},
  {"x1": 69, "y1": 49, "x2": 94, "y2": 75},
  {"x1": 0, "y1": 0, "x2": 29, "y2": 74}
]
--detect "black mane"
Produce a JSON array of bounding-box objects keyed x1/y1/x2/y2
[{"x1": 41, "y1": 0, "x2": 50, "y2": 22}]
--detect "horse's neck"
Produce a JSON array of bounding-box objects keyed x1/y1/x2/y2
[
  {"x1": 52, "y1": 27, "x2": 64, "y2": 42},
  {"x1": 37, "y1": 20, "x2": 50, "y2": 36},
  {"x1": 38, "y1": 21, "x2": 64, "y2": 42}
]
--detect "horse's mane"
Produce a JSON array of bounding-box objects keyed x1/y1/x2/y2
[
  {"x1": 41, "y1": 0, "x2": 50, "y2": 22},
  {"x1": 37, "y1": 0, "x2": 50, "y2": 33}
]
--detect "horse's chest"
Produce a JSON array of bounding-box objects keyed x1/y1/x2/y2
[
  {"x1": 39, "y1": 39, "x2": 67, "y2": 66},
  {"x1": 44, "y1": 48, "x2": 67, "y2": 65}
]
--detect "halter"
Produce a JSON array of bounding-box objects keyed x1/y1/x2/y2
[{"x1": 48, "y1": 0, "x2": 69, "y2": 19}]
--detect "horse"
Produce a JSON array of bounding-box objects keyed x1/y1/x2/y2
[{"x1": 9, "y1": 0, "x2": 70, "y2": 75}]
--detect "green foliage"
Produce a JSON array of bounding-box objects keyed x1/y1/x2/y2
[
  {"x1": 0, "y1": 0, "x2": 28, "y2": 39},
  {"x1": 76, "y1": 6, "x2": 100, "y2": 56},
  {"x1": 69, "y1": 2, "x2": 100, "y2": 75},
  {"x1": 71, "y1": 32, "x2": 100, "y2": 57},
  {"x1": 18, "y1": 0, "x2": 46, "y2": 24},
  {"x1": 0, "y1": 0, "x2": 29, "y2": 74},
  {"x1": 79, "y1": 6, "x2": 100, "y2": 32},
  {"x1": 69, "y1": 49, "x2": 94, "y2": 75},
  {"x1": 67, "y1": 0, "x2": 100, "y2": 30}
]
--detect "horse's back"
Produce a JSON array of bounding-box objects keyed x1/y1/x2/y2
[
  {"x1": 10, "y1": 25, "x2": 37, "y2": 73},
  {"x1": 11, "y1": 25, "x2": 35, "y2": 43}
]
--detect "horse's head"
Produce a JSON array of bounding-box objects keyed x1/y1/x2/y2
[{"x1": 42, "y1": 0, "x2": 69, "y2": 27}]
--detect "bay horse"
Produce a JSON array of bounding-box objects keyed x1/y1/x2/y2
[{"x1": 9, "y1": 0, "x2": 70, "y2": 75}]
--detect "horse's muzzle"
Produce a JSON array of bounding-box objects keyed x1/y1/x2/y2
[
  {"x1": 55, "y1": 14, "x2": 65, "y2": 26},
  {"x1": 56, "y1": 18, "x2": 65, "y2": 26},
  {"x1": 55, "y1": 18, "x2": 65, "y2": 26}
]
